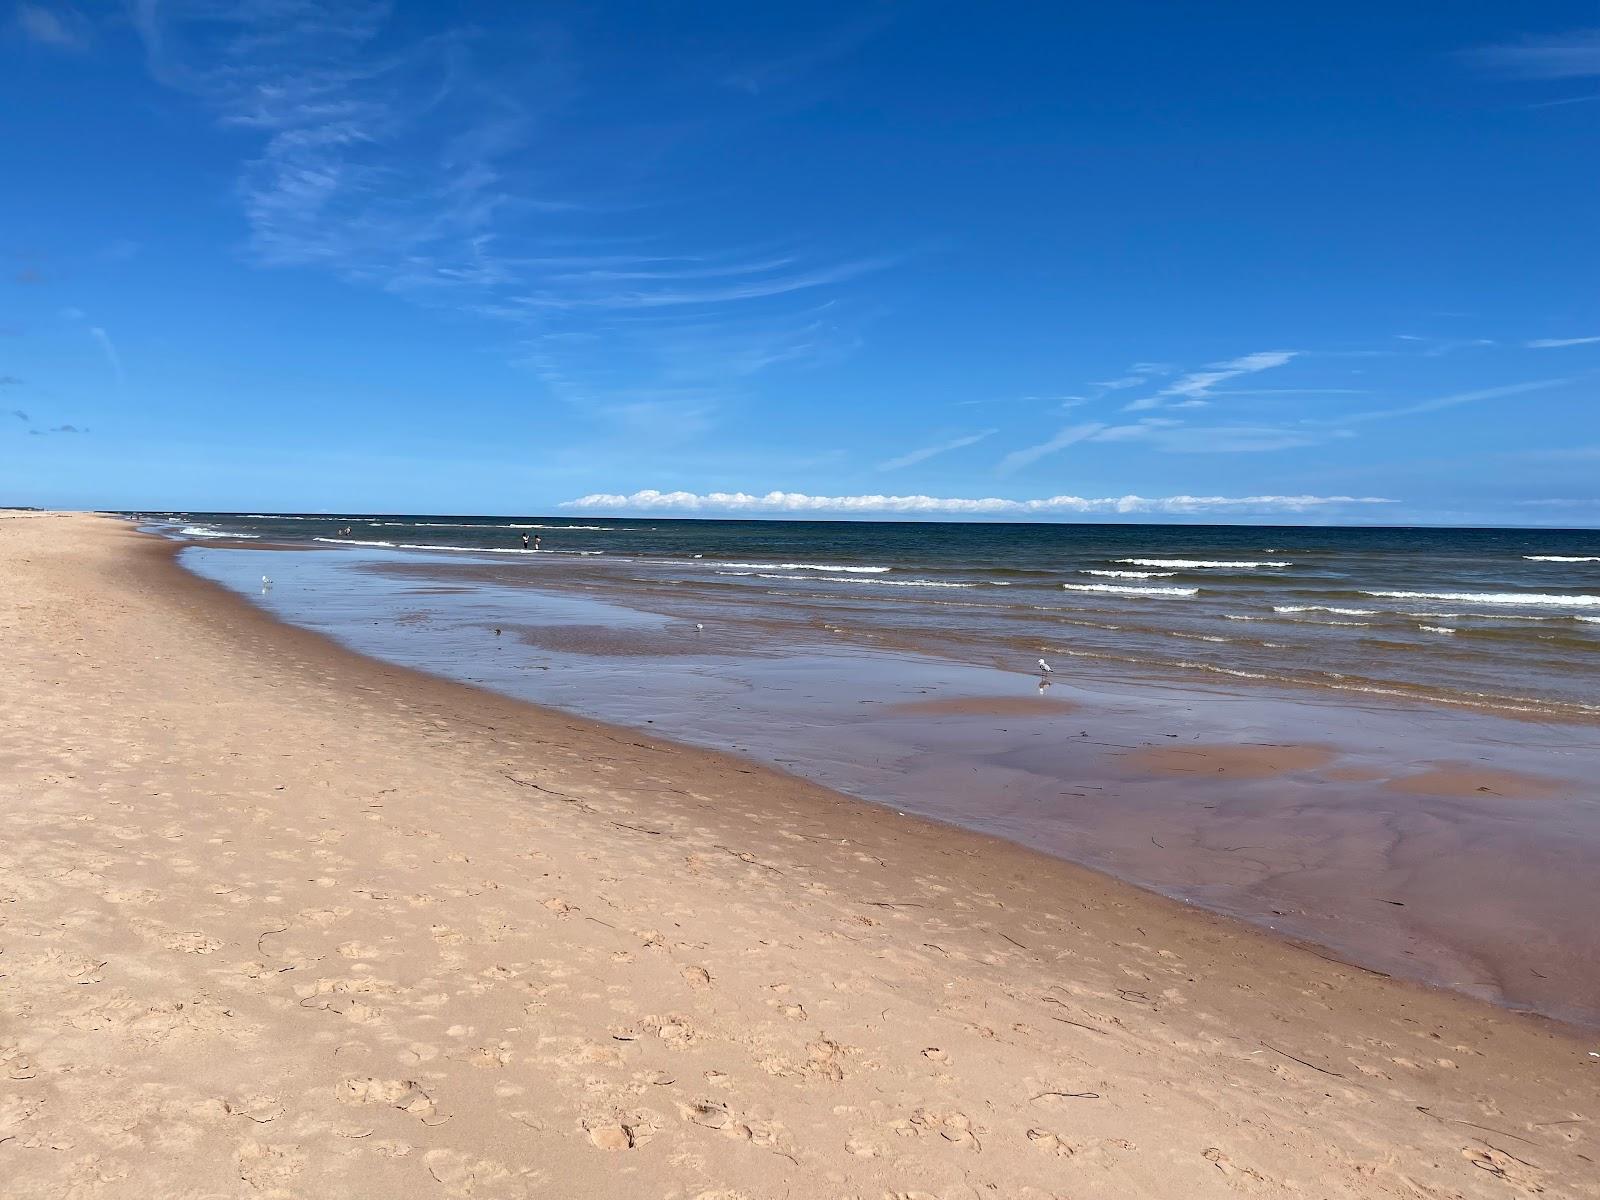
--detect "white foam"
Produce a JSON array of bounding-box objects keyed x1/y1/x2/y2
[
  {"x1": 1173, "y1": 661, "x2": 1274, "y2": 680},
  {"x1": 1366, "y1": 590, "x2": 1600, "y2": 608},
  {"x1": 425, "y1": 522, "x2": 620, "y2": 531},
  {"x1": 397, "y1": 543, "x2": 534, "y2": 555},
  {"x1": 314, "y1": 537, "x2": 395, "y2": 547},
  {"x1": 1117, "y1": 558, "x2": 1291, "y2": 569},
  {"x1": 1081, "y1": 569, "x2": 1176, "y2": 579},
  {"x1": 779, "y1": 574, "x2": 974, "y2": 589},
  {"x1": 1274, "y1": 605, "x2": 1376, "y2": 616},
  {"x1": 1418, "y1": 625, "x2": 1456, "y2": 635},
  {"x1": 1061, "y1": 582, "x2": 1198, "y2": 597},
  {"x1": 1401, "y1": 611, "x2": 1559, "y2": 622},
  {"x1": 181, "y1": 525, "x2": 258, "y2": 539},
  {"x1": 1524, "y1": 555, "x2": 1600, "y2": 562},
  {"x1": 718, "y1": 562, "x2": 891, "y2": 574}
]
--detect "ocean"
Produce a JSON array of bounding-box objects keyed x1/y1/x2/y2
[
  {"x1": 142, "y1": 511, "x2": 1600, "y2": 1023},
  {"x1": 153, "y1": 512, "x2": 1598, "y2": 720}
]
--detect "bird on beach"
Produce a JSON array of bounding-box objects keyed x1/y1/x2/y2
[
  {"x1": 1037, "y1": 657, "x2": 1051, "y2": 674},
  {"x1": 695, "y1": 622, "x2": 704, "y2": 632}
]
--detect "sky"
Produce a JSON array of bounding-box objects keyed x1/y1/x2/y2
[{"x1": 2, "y1": 1, "x2": 1598, "y2": 525}]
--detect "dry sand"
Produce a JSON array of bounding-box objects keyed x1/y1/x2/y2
[{"x1": 2, "y1": 511, "x2": 1596, "y2": 1199}]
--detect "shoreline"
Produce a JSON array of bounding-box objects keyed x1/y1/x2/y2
[
  {"x1": 182, "y1": 531, "x2": 1600, "y2": 1027},
  {"x1": 152, "y1": 510, "x2": 1600, "y2": 728},
  {"x1": 3, "y1": 511, "x2": 1596, "y2": 1197}
]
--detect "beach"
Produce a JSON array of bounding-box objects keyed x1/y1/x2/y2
[
  {"x1": 173, "y1": 519, "x2": 1600, "y2": 1026},
  {"x1": 2, "y1": 511, "x2": 1597, "y2": 1199}
]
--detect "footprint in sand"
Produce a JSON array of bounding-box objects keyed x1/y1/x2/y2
[
  {"x1": 336, "y1": 1077, "x2": 444, "y2": 1123},
  {"x1": 677, "y1": 1101, "x2": 785, "y2": 1151},
  {"x1": 891, "y1": 1108, "x2": 980, "y2": 1151},
  {"x1": 461, "y1": 1042, "x2": 512, "y2": 1069},
  {"x1": 585, "y1": 1122, "x2": 635, "y2": 1150},
  {"x1": 1026, "y1": 1128, "x2": 1074, "y2": 1156},
  {"x1": 235, "y1": 1140, "x2": 306, "y2": 1190},
  {"x1": 804, "y1": 1038, "x2": 846, "y2": 1082},
  {"x1": 1463, "y1": 1145, "x2": 1545, "y2": 1192},
  {"x1": 1203, "y1": 1147, "x2": 1270, "y2": 1182},
  {"x1": 423, "y1": 1148, "x2": 520, "y2": 1194}
]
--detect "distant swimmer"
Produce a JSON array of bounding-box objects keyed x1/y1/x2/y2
[
  {"x1": 521, "y1": 533, "x2": 530, "y2": 551},
  {"x1": 533, "y1": 535, "x2": 542, "y2": 551}
]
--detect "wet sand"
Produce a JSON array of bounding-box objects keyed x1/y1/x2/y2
[
  {"x1": 885, "y1": 695, "x2": 1081, "y2": 717},
  {"x1": 184, "y1": 540, "x2": 1600, "y2": 1026},
  {"x1": 5, "y1": 512, "x2": 1599, "y2": 1199},
  {"x1": 1124, "y1": 743, "x2": 1338, "y2": 780}
]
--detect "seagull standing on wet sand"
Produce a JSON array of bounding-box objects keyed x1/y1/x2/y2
[{"x1": 1037, "y1": 658, "x2": 1051, "y2": 675}]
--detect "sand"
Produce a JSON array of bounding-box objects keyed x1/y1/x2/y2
[
  {"x1": 2, "y1": 512, "x2": 1596, "y2": 1200},
  {"x1": 884, "y1": 695, "x2": 1080, "y2": 717},
  {"x1": 1123, "y1": 743, "x2": 1339, "y2": 780}
]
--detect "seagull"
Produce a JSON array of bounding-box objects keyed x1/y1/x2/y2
[
  {"x1": 1037, "y1": 658, "x2": 1051, "y2": 674},
  {"x1": 261, "y1": 574, "x2": 272, "y2": 586},
  {"x1": 695, "y1": 623, "x2": 704, "y2": 632}
]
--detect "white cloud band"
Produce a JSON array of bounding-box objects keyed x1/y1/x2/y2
[{"x1": 562, "y1": 489, "x2": 1393, "y2": 516}]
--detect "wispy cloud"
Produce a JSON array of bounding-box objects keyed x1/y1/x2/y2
[
  {"x1": 1122, "y1": 350, "x2": 1296, "y2": 412},
  {"x1": 1393, "y1": 334, "x2": 1497, "y2": 358},
  {"x1": 1515, "y1": 444, "x2": 1600, "y2": 463},
  {"x1": 29, "y1": 423, "x2": 87, "y2": 435},
  {"x1": 1328, "y1": 378, "x2": 1570, "y2": 424},
  {"x1": 1526, "y1": 335, "x2": 1600, "y2": 349},
  {"x1": 996, "y1": 422, "x2": 1107, "y2": 474},
  {"x1": 90, "y1": 325, "x2": 125, "y2": 386},
  {"x1": 1087, "y1": 419, "x2": 1341, "y2": 453},
  {"x1": 0, "y1": 374, "x2": 22, "y2": 386},
  {"x1": 562, "y1": 489, "x2": 1393, "y2": 517},
  {"x1": 994, "y1": 408, "x2": 1336, "y2": 473},
  {"x1": 15, "y1": 3, "x2": 89, "y2": 50},
  {"x1": 9, "y1": 409, "x2": 29, "y2": 422},
  {"x1": 1472, "y1": 29, "x2": 1600, "y2": 79},
  {"x1": 952, "y1": 394, "x2": 1085, "y2": 410},
  {"x1": 878, "y1": 429, "x2": 997, "y2": 471},
  {"x1": 130, "y1": 1, "x2": 889, "y2": 434},
  {"x1": 721, "y1": 9, "x2": 894, "y2": 95}
]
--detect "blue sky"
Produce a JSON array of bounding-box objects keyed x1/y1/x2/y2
[{"x1": 2, "y1": 2, "x2": 1598, "y2": 524}]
